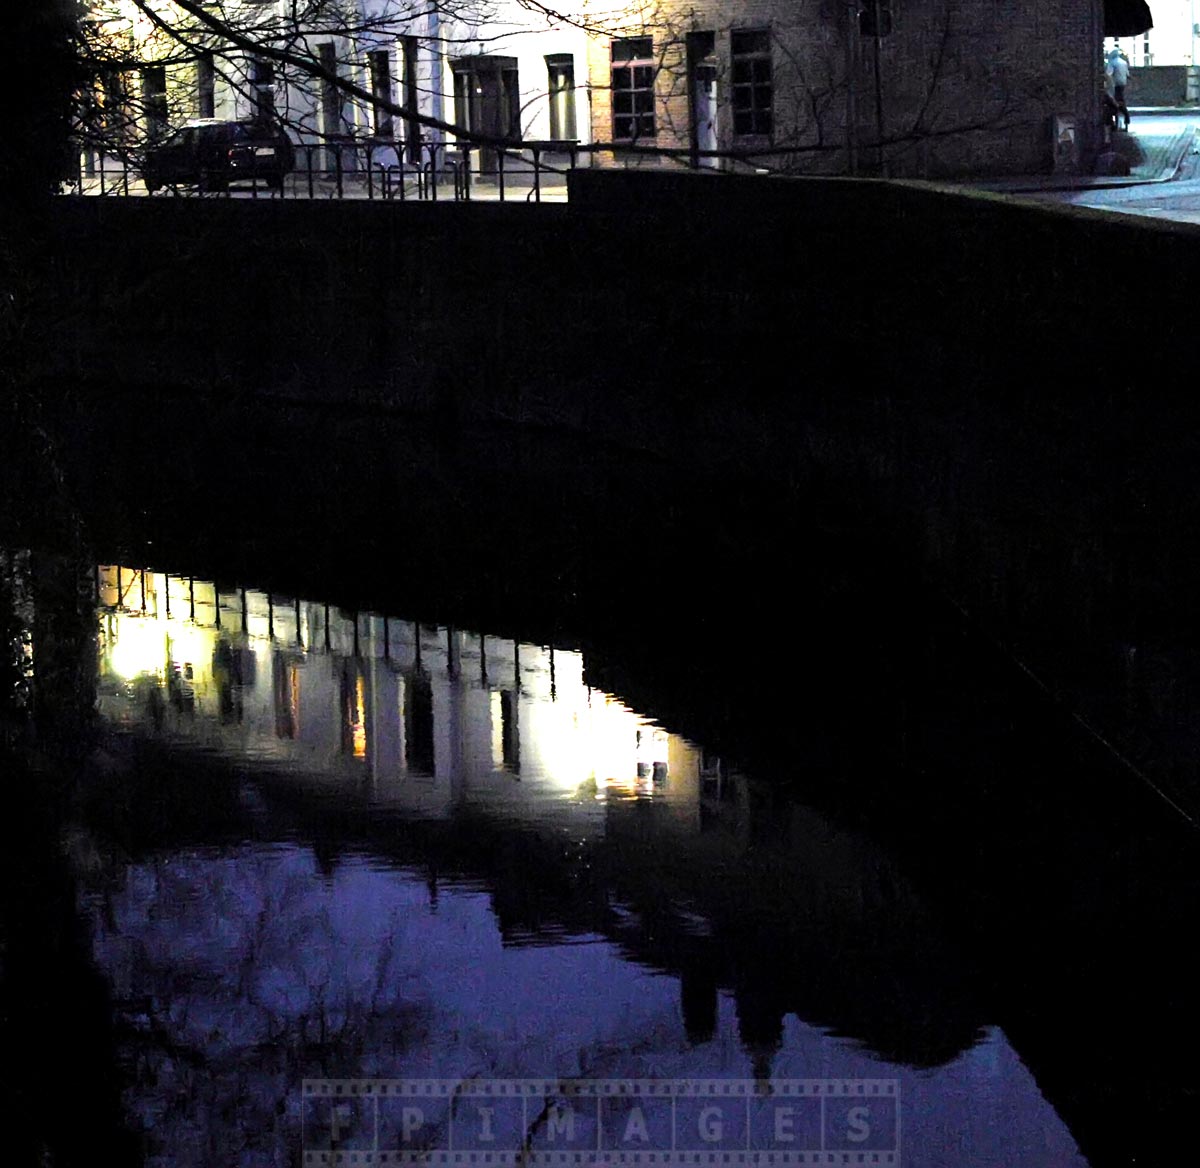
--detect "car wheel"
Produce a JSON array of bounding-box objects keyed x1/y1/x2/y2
[
  {"x1": 199, "y1": 171, "x2": 227, "y2": 194},
  {"x1": 144, "y1": 177, "x2": 161, "y2": 193},
  {"x1": 266, "y1": 174, "x2": 283, "y2": 192}
]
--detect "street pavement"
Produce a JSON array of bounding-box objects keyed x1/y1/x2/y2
[
  {"x1": 973, "y1": 108, "x2": 1200, "y2": 224},
  {"x1": 69, "y1": 109, "x2": 1200, "y2": 213}
]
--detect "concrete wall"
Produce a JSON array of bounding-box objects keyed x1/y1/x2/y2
[{"x1": 1128, "y1": 63, "x2": 1191, "y2": 103}]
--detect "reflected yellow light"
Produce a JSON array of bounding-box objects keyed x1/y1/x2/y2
[
  {"x1": 96, "y1": 564, "x2": 701, "y2": 808},
  {"x1": 167, "y1": 622, "x2": 216, "y2": 672},
  {"x1": 525, "y1": 669, "x2": 669, "y2": 798},
  {"x1": 108, "y1": 613, "x2": 167, "y2": 680},
  {"x1": 352, "y1": 674, "x2": 367, "y2": 758}
]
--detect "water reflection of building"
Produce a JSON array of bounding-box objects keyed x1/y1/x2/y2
[
  {"x1": 96, "y1": 565, "x2": 709, "y2": 827},
  {"x1": 93, "y1": 563, "x2": 983, "y2": 1081}
]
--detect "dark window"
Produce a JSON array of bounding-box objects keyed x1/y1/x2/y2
[
  {"x1": 404, "y1": 672, "x2": 435, "y2": 774},
  {"x1": 546, "y1": 53, "x2": 576, "y2": 141},
  {"x1": 369, "y1": 49, "x2": 393, "y2": 137},
  {"x1": 142, "y1": 65, "x2": 168, "y2": 141},
  {"x1": 251, "y1": 57, "x2": 275, "y2": 120},
  {"x1": 451, "y1": 57, "x2": 521, "y2": 142},
  {"x1": 197, "y1": 51, "x2": 215, "y2": 118},
  {"x1": 611, "y1": 37, "x2": 656, "y2": 142},
  {"x1": 318, "y1": 42, "x2": 341, "y2": 137},
  {"x1": 402, "y1": 36, "x2": 421, "y2": 161},
  {"x1": 452, "y1": 68, "x2": 471, "y2": 138},
  {"x1": 102, "y1": 70, "x2": 130, "y2": 142},
  {"x1": 499, "y1": 689, "x2": 520, "y2": 772},
  {"x1": 731, "y1": 29, "x2": 772, "y2": 137}
]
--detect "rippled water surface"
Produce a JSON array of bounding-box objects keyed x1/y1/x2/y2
[{"x1": 60, "y1": 565, "x2": 1090, "y2": 1166}]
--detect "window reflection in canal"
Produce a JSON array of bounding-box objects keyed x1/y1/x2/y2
[{"x1": 69, "y1": 564, "x2": 1090, "y2": 1165}]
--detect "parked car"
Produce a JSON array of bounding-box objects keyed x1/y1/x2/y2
[{"x1": 142, "y1": 120, "x2": 295, "y2": 192}]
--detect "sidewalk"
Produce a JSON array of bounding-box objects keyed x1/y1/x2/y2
[{"x1": 958, "y1": 108, "x2": 1197, "y2": 196}]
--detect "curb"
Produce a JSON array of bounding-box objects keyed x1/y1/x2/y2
[
  {"x1": 965, "y1": 125, "x2": 1196, "y2": 196},
  {"x1": 1163, "y1": 125, "x2": 1197, "y2": 180}
]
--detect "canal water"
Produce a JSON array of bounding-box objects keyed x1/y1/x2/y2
[{"x1": 3, "y1": 555, "x2": 1092, "y2": 1166}]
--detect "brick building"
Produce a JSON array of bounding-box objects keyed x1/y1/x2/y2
[{"x1": 581, "y1": 0, "x2": 1111, "y2": 177}]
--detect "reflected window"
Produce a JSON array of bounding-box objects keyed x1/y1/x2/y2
[
  {"x1": 273, "y1": 652, "x2": 299, "y2": 738},
  {"x1": 404, "y1": 671, "x2": 435, "y2": 774},
  {"x1": 340, "y1": 662, "x2": 367, "y2": 759},
  {"x1": 500, "y1": 689, "x2": 520, "y2": 773}
]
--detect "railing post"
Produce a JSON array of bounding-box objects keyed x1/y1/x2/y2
[
  {"x1": 335, "y1": 145, "x2": 344, "y2": 198},
  {"x1": 306, "y1": 145, "x2": 315, "y2": 199},
  {"x1": 533, "y1": 146, "x2": 542, "y2": 203},
  {"x1": 366, "y1": 144, "x2": 374, "y2": 200},
  {"x1": 498, "y1": 147, "x2": 505, "y2": 202}
]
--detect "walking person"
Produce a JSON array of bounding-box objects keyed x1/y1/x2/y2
[{"x1": 1107, "y1": 48, "x2": 1131, "y2": 131}]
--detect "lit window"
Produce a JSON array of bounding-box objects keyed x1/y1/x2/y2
[
  {"x1": 611, "y1": 37, "x2": 656, "y2": 142},
  {"x1": 731, "y1": 29, "x2": 772, "y2": 138}
]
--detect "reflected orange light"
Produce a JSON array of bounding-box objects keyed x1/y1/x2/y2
[{"x1": 353, "y1": 674, "x2": 367, "y2": 759}]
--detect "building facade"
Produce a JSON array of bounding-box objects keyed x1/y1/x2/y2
[
  {"x1": 83, "y1": 0, "x2": 1121, "y2": 180},
  {"x1": 581, "y1": 0, "x2": 1109, "y2": 177},
  {"x1": 1107, "y1": 1, "x2": 1191, "y2": 65},
  {"x1": 80, "y1": 1, "x2": 592, "y2": 172}
]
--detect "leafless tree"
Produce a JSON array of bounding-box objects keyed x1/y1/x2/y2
[{"x1": 74, "y1": 0, "x2": 602, "y2": 181}]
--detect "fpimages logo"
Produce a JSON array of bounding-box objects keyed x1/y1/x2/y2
[{"x1": 301, "y1": 1079, "x2": 900, "y2": 1165}]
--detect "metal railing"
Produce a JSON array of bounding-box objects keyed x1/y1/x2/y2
[{"x1": 68, "y1": 138, "x2": 582, "y2": 203}]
